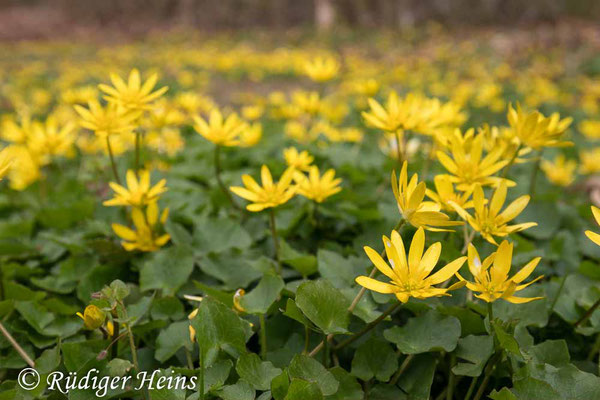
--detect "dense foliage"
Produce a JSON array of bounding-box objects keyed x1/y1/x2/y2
[{"x1": 1, "y1": 29, "x2": 600, "y2": 399}]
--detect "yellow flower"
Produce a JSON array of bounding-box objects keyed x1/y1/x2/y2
[
  {"x1": 233, "y1": 289, "x2": 246, "y2": 313},
  {"x1": 4, "y1": 145, "x2": 41, "y2": 191},
  {"x1": 104, "y1": 169, "x2": 167, "y2": 207},
  {"x1": 291, "y1": 91, "x2": 322, "y2": 116},
  {"x1": 361, "y1": 91, "x2": 405, "y2": 132},
  {"x1": 293, "y1": 166, "x2": 342, "y2": 203},
  {"x1": 99, "y1": 68, "x2": 168, "y2": 111},
  {"x1": 146, "y1": 128, "x2": 185, "y2": 156},
  {"x1": 239, "y1": 123, "x2": 262, "y2": 147},
  {"x1": 437, "y1": 133, "x2": 514, "y2": 192},
  {"x1": 0, "y1": 147, "x2": 13, "y2": 180},
  {"x1": 76, "y1": 305, "x2": 106, "y2": 330},
  {"x1": 540, "y1": 154, "x2": 576, "y2": 186},
  {"x1": 451, "y1": 183, "x2": 536, "y2": 245},
  {"x1": 585, "y1": 206, "x2": 600, "y2": 247},
  {"x1": 1, "y1": 116, "x2": 31, "y2": 144},
  {"x1": 283, "y1": 147, "x2": 313, "y2": 171},
  {"x1": 230, "y1": 165, "x2": 296, "y2": 212},
  {"x1": 426, "y1": 175, "x2": 474, "y2": 213},
  {"x1": 241, "y1": 105, "x2": 264, "y2": 121},
  {"x1": 507, "y1": 103, "x2": 572, "y2": 150},
  {"x1": 28, "y1": 116, "x2": 75, "y2": 161},
  {"x1": 578, "y1": 120, "x2": 600, "y2": 140},
  {"x1": 193, "y1": 109, "x2": 248, "y2": 146},
  {"x1": 356, "y1": 227, "x2": 467, "y2": 303},
  {"x1": 302, "y1": 56, "x2": 340, "y2": 82},
  {"x1": 74, "y1": 100, "x2": 140, "y2": 138},
  {"x1": 391, "y1": 161, "x2": 463, "y2": 231},
  {"x1": 457, "y1": 241, "x2": 543, "y2": 304},
  {"x1": 112, "y1": 203, "x2": 170, "y2": 252},
  {"x1": 579, "y1": 149, "x2": 600, "y2": 175}
]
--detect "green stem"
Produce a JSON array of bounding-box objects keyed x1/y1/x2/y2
[
  {"x1": 199, "y1": 346, "x2": 205, "y2": 400},
  {"x1": 447, "y1": 353, "x2": 456, "y2": 400},
  {"x1": 111, "y1": 315, "x2": 120, "y2": 360},
  {"x1": 214, "y1": 145, "x2": 240, "y2": 210},
  {"x1": 487, "y1": 302, "x2": 494, "y2": 324},
  {"x1": 333, "y1": 302, "x2": 402, "y2": 351},
  {"x1": 473, "y1": 353, "x2": 501, "y2": 400},
  {"x1": 0, "y1": 262, "x2": 4, "y2": 301},
  {"x1": 127, "y1": 325, "x2": 139, "y2": 372},
  {"x1": 575, "y1": 296, "x2": 600, "y2": 327},
  {"x1": 549, "y1": 274, "x2": 567, "y2": 315},
  {"x1": 390, "y1": 354, "x2": 414, "y2": 385},
  {"x1": 501, "y1": 144, "x2": 522, "y2": 179},
  {"x1": 303, "y1": 325, "x2": 310, "y2": 354},
  {"x1": 135, "y1": 130, "x2": 141, "y2": 177},
  {"x1": 106, "y1": 136, "x2": 121, "y2": 185},
  {"x1": 394, "y1": 130, "x2": 404, "y2": 169},
  {"x1": 185, "y1": 347, "x2": 194, "y2": 370},
  {"x1": 259, "y1": 314, "x2": 268, "y2": 360},
  {"x1": 322, "y1": 332, "x2": 330, "y2": 367},
  {"x1": 0, "y1": 322, "x2": 35, "y2": 367},
  {"x1": 529, "y1": 149, "x2": 543, "y2": 198},
  {"x1": 269, "y1": 209, "x2": 280, "y2": 273},
  {"x1": 464, "y1": 376, "x2": 478, "y2": 400}
]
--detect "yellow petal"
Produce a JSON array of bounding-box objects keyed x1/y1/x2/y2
[{"x1": 355, "y1": 276, "x2": 398, "y2": 294}]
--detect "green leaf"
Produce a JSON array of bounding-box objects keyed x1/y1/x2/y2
[
  {"x1": 271, "y1": 370, "x2": 290, "y2": 400},
  {"x1": 190, "y1": 297, "x2": 252, "y2": 366},
  {"x1": 281, "y1": 239, "x2": 318, "y2": 276},
  {"x1": 155, "y1": 321, "x2": 192, "y2": 362},
  {"x1": 326, "y1": 367, "x2": 363, "y2": 400},
  {"x1": 517, "y1": 201, "x2": 560, "y2": 240},
  {"x1": 288, "y1": 355, "x2": 339, "y2": 396},
  {"x1": 351, "y1": 338, "x2": 397, "y2": 382},
  {"x1": 194, "y1": 216, "x2": 252, "y2": 254},
  {"x1": 236, "y1": 353, "x2": 283, "y2": 391},
  {"x1": 151, "y1": 296, "x2": 185, "y2": 321},
  {"x1": 106, "y1": 358, "x2": 133, "y2": 376},
  {"x1": 219, "y1": 380, "x2": 255, "y2": 400},
  {"x1": 317, "y1": 249, "x2": 363, "y2": 289},
  {"x1": 284, "y1": 379, "x2": 323, "y2": 400},
  {"x1": 369, "y1": 384, "x2": 407, "y2": 400},
  {"x1": 139, "y1": 245, "x2": 195, "y2": 295},
  {"x1": 493, "y1": 322, "x2": 522, "y2": 358},
  {"x1": 452, "y1": 335, "x2": 494, "y2": 377},
  {"x1": 489, "y1": 388, "x2": 518, "y2": 400},
  {"x1": 527, "y1": 340, "x2": 570, "y2": 367},
  {"x1": 199, "y1": 251, "x2": 262, "y2": 290},
  {"x1": 239, "y1": 273, "x2": 284, "y2": 315},
  {"x1": 14, "y1": 301, "x2": 54, "y2": 335},
  {"x1": 295, "y1": 280, "x2": 350, "y2": 335},
  {"x1": 384, "y1": 310, "x2": 461, "y2": 354},
  {"x1": 205, "y1": 359, "x2": 233, "y2": 392},
  {"x1": 283, "y1": 298, "x2": 313, "y2": 328},
  {"x1": 62, "y1": 340, "x2": 107, "y2": 371},
  {"x1": 396, "y1": 353, "x2": 437, "y2": 400},
  {"x1": 35, "y1": 345, "x2": 61, "y2": 375}
]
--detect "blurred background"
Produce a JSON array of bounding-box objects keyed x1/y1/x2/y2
[{"x1": 0, "y1": 0, "x2": 599, "y2": 40}]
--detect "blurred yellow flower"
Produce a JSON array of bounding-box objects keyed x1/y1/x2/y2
[
  {"x1": 4, "y1": 145, "x2": 41, "y2": 191},
  {"x1": 28, "y1": 116, "x2": 75, "y2": 161},
  {"x1": 293, "y1": 166, "x2": 342, "y2": 203},
  {"x1": 507, "y1": 103, "x2": 572, "y2": 150},
  {"x1": 303, "y1": 56, "x2": 340, "y2": 82},
  {"x1": 451, "y1": 183, "x2": 536, "y2": 245},
  {"x1": 241, "y1": 105, "x2": 264, "y2": 121},
  {"x1": 283, "y1": 147, "x2": 313, "y2": 171},
  {"x1": 579, "y1": 149, "x2": 600, "y2": 175},
  {"x1": 1, "y1": 116, "x2": 32, "y2": 144},
  {"x1": 104, "y1": 169, "x2": 167, "y2": 207},
  {"x1": 457, "y1": 241, "x2": 543, "y2": 304},
  {"x1": 578, "y1": 120, "x2": 600, "y2": 140},
  {"x1": 426, "y1": 175, "x2": 474, "y2": 213},
  {"x1": 585, "y1": 206, "x2": 600, "y2": 247},
  {"x1": 193, "y1": 109, "x2": 247, "y2": 146},
  {"x1": 74, "y1": 100, "x2": 140, "y2": 138},
  {"x1": 99, "y1": 68, "x2": 168, "y2": 111},
  {"x1": 540, "y1": 154, "x2": 576, "y2": 186},
  {"x1": 76, "y1": 305, "x2": 106, "y2": 330},
  {"x1": 239, "y1": 123, "x2": 262, "y2": 147},
  {"x1": 356, "y1": 227, "x2": 466, "y2": 303},
  {"x1": 230, "y1": 165, "x2": 296, "y2": 212},
  {"x1": 0, "y1": 147, "x2": 13, "y2": 180},
  {"x1": 112, "y1": 203, "x2": 170, "y2": 252},
  {"x1": 391, "y1": 161, "x2": 463, "y2": 231}
]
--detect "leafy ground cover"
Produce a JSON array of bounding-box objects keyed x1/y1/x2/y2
[{"x1": 1, "y1": 27, "x2": 600, "y2": 399}]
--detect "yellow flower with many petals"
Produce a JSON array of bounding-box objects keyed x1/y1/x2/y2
[
  {"x1": 193, "y1": 109, "x2": 248, "y2": 146},
  {"x1": 28, "y1": 116, "x2": 75, "y2": 162},
  {"x1": 112, "y1": 203, "x2": 170, "y2": 252},
  {"x1": 585, "y1": 206, "x2": 600, "y2": 247},
  {"x1": 5, "y1": 145, "x2": 41, "y2": 191},
  {"x1": 230, "y1": 165, "x2": 296, "y2": 212},
  {"x1": 293, "y1": 166, "x2": 342, "y2": 203},
  {"x1": 457, "y1": 241, "x2": 543, "y2": 303},
  {"x1": 540, "y1": 154, "x2": 576, "y2": 186},
  {"x1": 451, "y1": 183, "x2": 536, "y2": 245},
  {"x1": 104, "y1": 170, "x2": 167, "y2": 207},
  {"x1": 283, "y1": 147, "x2": 314, "y2": 171},
  {"x1": 426, "y1": 175, "x2": 474, "y2": 213},
  {"x1": 239, "y1": 123, "x2": 262, "y2": 147},
  {"x1": 99, "y1": 68, "x2": 168, "y2": 111},
  {"x1": 302, "y1": 56, "x2": 340, "y2": 82},
  {"x1": 1, "y1": 117, "x2": 32, "y2": 144},
  {"x1": 74, "y1": 100, "x2": 140, "y2": 138},
  {"x1": 579, "y1": 149, "x2": 600, "y2": 175},
  {"x1": 507, "y1": 103, "x2": 572, "y2": 150},
  {"x1": 437, "y1": 133, "x2": 514, "y2": 192},
  {"x1": 76, "y1": 305, "x2": 106, "y2": 330},
  {"x1": 356, "y1": 228, "x2": 467, "y2": 303},
  {"x1": 392, "y1": 162, "x2": 463, "y2": 231},
  {"x1": 578, "y1": 120, "x2": 600, "y2": 140}
]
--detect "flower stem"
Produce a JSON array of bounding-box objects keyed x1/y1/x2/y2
[
  {"x1": 308, "y1": 219, "x2": 405, "y2": 357},
  {"x1": 575, "y1": 296, "x2": 600, "y2": 327},
  {"x1": 127, "y1": 324, "x2": 139, "y2": 372},
  {"x1": 0, "y1": 322, "x2": 35, "y2": 367},
  {"x1": 214, "y1": 145, "x2": 240, "y2": 210},
  {"x1": 111, "y1": 314, "x2": 120, "y2": 360},
  {"x1": 269, "y1": 208, "x2": 280, "y2": 273},
  {"x1": 549, "y1": 274, "x2": 567, "y2": 315},
  {"x1": 106, "y1": 136, "x2": 121, "y2": 185},
  {"x1": 447, "y1": 353, "x2": 456, "y2": 400},
  {"x1": 134, "y1": 130, "x2": 141, "y2": 177},
  {"x1": 185, "y1": 347, "x2": 194, "y2": 369},
  {"x1": 473, "y1": 352, "x2": 501, "y2": 400},
  {"x1": 390, "y1": 354, "x2": 414, "y2": 385},
  {"x1": 333, "y1": 302, "x2": 402, "y2": 351},
  {"x1": 529, "y1": 149, "x2": 543, "y2": 198},
  {"x1": 199, "y1": 347, "x2": 205, "y2": 400},
  {"x1": 259, "y1": 314, "x2": 268, "y2": 360},
  {"x1": 487, "y1": 302, "x2": 494, "y2": 323}
]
